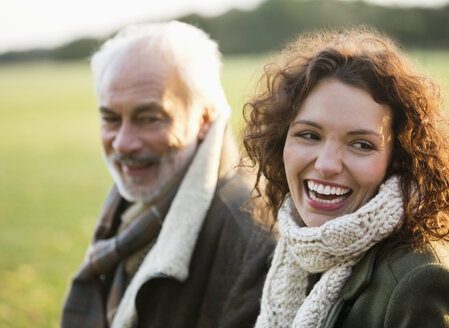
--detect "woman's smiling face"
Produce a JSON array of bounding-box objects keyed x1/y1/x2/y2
[{"x1": 283, "y1": 79, "x2": 394, "y2": 227}]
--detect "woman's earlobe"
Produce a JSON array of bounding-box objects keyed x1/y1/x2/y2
[{"x1": 386, "y1": 158, "x2": 401, "y2": 176}]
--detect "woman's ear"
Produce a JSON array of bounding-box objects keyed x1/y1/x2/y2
[
  {"x1": 197, "y1": 108, "x2": 212, "y2": 141},
  {"x1": 386, "y1": 155, "x2": 401, "y2": 177}
]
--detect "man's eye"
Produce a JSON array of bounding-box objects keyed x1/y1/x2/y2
[
  {"x1": 142, "y1": 116, "x2": 160, "y2": 123},
  {"x1": 102, "y1": 116, "x2": 120, "y2": 124},
  {"x1": 137, "y1": 115, "x2": 164, "y2": 125}
]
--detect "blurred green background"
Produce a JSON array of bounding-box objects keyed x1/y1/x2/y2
[
  {"x1": 0, "y1": 51, "x2": 448, "y2": 328},
  {"x1": 0, "y1": 55, "x2": 267, "y2": 327}
]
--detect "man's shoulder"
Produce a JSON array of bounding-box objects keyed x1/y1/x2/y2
[
  {"x1": 208, "y1": 168, "x2": 274, "y2": 240},
  {"x1": 215, "y1": 168, "x2": 253, "y2": 210}
]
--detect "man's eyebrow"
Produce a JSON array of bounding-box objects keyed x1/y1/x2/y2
[
  {"x1": 133, "y1": 103, "x2": 165, "y2": 114},
  {"x1": 99, "y1": 107, "x2": 116, "y2": 115},
  {"x1": 99, "y1": 103, "x2": 166, "y2": 115}
]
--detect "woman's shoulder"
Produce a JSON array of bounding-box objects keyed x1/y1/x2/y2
[
  {"x1": 374, "y1": 241, "x2": 449, "y2": 327},
  {"x1": 340, "y1": 241, "x2": 449, "y2": 298},
  {"x1": 375, "y1": 240, "x2": 449, "y2": 280},
  {"x1": 328, "y1": 241, "x2": 449, "y2": 328}
]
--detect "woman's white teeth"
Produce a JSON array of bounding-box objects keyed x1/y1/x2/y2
[
  {"x1": 309, "y1": 192, "x2": 347, "y2": 204},
  {"x1": 307, "y1": 180, "x2": 350, "y2": 196}
]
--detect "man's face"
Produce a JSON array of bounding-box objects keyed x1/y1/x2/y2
[{"x1": 98, "y1": 44, "x2": 207, "y2": 202}]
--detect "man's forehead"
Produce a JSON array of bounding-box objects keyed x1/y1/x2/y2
[
  {"x1": 108, "y1": 43, "x2": 170, "y2": 78},
  {"x1": 97, "y1": 40, "x2": 193, "y2": 109},
  {"x1": 99, "y1": 48, "x2": 170, "y2": 96}
]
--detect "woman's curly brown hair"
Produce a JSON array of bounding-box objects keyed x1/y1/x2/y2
[{"x1": 243, "y1": 27, "x2": 449, "y2": 248}]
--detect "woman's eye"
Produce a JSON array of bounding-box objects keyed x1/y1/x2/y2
[
  {"x1": 352, "y1": 141, "x2": 374, "y2": 151},
  {"x1": 297, "y1": 131, "x2": 320, "y2": 141}
]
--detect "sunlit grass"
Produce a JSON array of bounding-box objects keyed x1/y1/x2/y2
[
  {"x1": 0, "y1": 61, "x2": 108, "y2": 327},
  {"x1": 0, "y1": 50, "x2": 448, "y2": 327}
]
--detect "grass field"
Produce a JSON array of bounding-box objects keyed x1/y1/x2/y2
[{"x1": 0, "y1": 51, "x2": 448, "y2": 327}]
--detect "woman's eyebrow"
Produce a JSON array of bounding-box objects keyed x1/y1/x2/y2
[
  {"x1": 347, "y1": 129, "x2": 381, "y2": 137},
  {"x1": 291, "y1": 120, "x2": 382, "y2": 138},
  {"x1": 290, "y1": 120, "x2": 322, "y2": 129}
]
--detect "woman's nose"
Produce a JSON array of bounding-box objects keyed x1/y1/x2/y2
[{"x1": 314, "y1": 143, "x2": 343, "y2": 177}]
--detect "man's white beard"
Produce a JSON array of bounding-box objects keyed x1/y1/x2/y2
[{"x1": 104, "y1": 141, "x2": 198, "y2": 203}]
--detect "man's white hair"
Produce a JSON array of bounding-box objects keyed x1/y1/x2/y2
[{"x1": 90, "y1": 21, "x2": 230, "y2": 118}]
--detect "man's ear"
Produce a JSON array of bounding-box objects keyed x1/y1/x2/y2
[{"x1": 197, "y1": 108, "x2": 212, "y2": 141}]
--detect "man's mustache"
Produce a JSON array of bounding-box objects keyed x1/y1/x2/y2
[{"x1": 110, "y1": 154, "x2": 161, "y2": 166}]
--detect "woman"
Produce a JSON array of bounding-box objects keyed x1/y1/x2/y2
[{"x1": 243, "y1": 27, "x2": 449, "y2": 328}]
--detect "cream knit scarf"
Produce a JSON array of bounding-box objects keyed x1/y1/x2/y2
[{"x1": 255, "y1": 176, "x2": 404, "y2": 328}]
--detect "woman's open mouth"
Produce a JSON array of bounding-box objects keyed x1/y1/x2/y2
[{"x1": 304, "y1": 179, "x2": 352, "y2": 210}]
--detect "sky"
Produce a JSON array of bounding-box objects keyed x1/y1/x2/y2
[{"x1": 1, "y1": 0, "x2": 448, "y2": 53}]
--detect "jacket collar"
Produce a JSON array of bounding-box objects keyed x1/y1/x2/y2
[{"x1": 324, "y1": 245, "x2": 380, "y2": 327}]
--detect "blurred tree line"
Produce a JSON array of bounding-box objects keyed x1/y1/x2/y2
[{"x1": 1, "y1": 0, "x2": 449, "y2": 63}]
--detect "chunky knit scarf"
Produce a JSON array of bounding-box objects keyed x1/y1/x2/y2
[{"x1": 255, "y1": 176, "x2": 404, "y2": 328}]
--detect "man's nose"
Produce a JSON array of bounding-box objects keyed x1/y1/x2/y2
[
  {"x1": 112, "y1": 123, "x2": 143, "y2": 155},
  {"x1": 314, "y1": 143, "x2": 343, "y2": 177}
]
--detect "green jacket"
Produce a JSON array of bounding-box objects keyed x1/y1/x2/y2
[{"x1": 323, "y1": 241, "x2": 449, "y2": 328}]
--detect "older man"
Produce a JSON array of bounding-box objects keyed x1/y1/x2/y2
[{"x1": 61, "y1": 21, "x2": 275, "y2": 328}]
